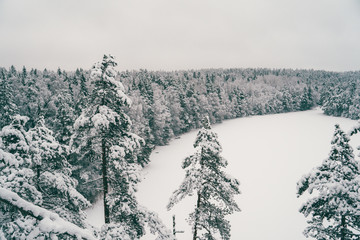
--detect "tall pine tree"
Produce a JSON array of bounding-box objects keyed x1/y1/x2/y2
[
  {"x1": 168, "y1": 116, "x2": 240, "y2": 240},
  {"x1": 71, "y1": 55, "x2": 171, "y2": 239},
  {"x1": 297, "y1": 124, "x2": 360, "y2": 240},
  {"x1": 0, "y1": 69, "x2": 17, "y2": 129}
]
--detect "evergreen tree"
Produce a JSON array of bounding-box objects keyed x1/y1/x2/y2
[
  {"x1": 0, "y1": 116, "x2": 43, "y2": 238},
  {"x1": 71, "y1": 55, "x2": 171, "y2": 239},
  {"x1": 322, "y1": 85, "x2": 350, "y2": 118},
  {"x1": 0, "y1": 70, "x2": 17, "y2": 128},
  {"x1": 230, "y1": 88, "x2": 247, "y2": 117},
  {"x1": 297, "y1": 124, "x2": 360, "y2": 240},
  {"x1": 178, "y1": 92, "x2": 193, "y2": 132},
  {"x1": 126, "y1": 90, "x2": 153, "y2": 166},
  {"x1": 281, "y1": 89, "x2": 293, "y2": 112},
  {"x1": 300, "y1": 87, "x2": 314, "y2": 111},
  {"x1": 28, "y1": 116, "x2": 90, "y2": 227},
  {"x1": 21, "y1": 66, "x2": 27, "y2": 85},
  {"x1": 75, "y1": 72, "x2": 89, "y2": 115},
  {"x1": 8, "y1": 65, "x2": 17, "y2": 77},
  {"x1": 0, "y1": 116, "x2": 91, "y2": 239},
  {"x1": 168, "y1": 116, "x2": 240, "y2": 240},
  {"x1": 21, "y1": 73, "x2": 41, "y2": 127},
  {"x1": 53, "y1": 93, "x2": 76, "y2": 145},
  {"x1": 152, "y1": 86, "x2": 174, "y2": 145},
  {"x1": 0, "y1": 115, "x2": 42, "y2": 204}
]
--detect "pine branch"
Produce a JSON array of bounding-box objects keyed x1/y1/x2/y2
[{"x1": 0, "y1": 187, "x2": 96, "y2": 240}]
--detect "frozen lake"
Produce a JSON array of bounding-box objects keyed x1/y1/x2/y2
[{"x1": 87, "y1": 109, "x2": 360, "y2": 239}]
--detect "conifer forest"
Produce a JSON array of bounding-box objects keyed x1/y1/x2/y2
[{"x1": 1, "y1": 53, "x2": 360, "y2": 239}]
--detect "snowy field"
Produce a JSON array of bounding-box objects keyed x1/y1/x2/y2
[{"x1": 87, "y1": 109, "x2": 360, "y2": 240}]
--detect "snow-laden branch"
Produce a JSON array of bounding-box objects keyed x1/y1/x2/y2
[{"x1": 0, "y1": 187, "x2": 96, "y2": 240}]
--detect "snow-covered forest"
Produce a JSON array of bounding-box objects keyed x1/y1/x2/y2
[{"x1": 1, "y1": 54, "x2": 360, "y2": 239}]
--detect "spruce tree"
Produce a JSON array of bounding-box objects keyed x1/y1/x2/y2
[
  {"x1": 28, "y1": 116, "x2": 90, "y2": 227},
  {"x1": 297, "y1": 124, "x2": 360, "y2": 240},
  {"x1": 168, "y1": 116, "x2": 240, "y2": 240},
  {"x1": 0, "y1": 116, "x2": 91, "y2": 238},
  {"x1": 300, "y1": 87, "x2": 314, "y2": 111},
  {"x1": 71, "y1": 55, "x2": 171, "y2": 239},
  {"x1": 75, "y1": 72, "x2": 89, "y2": 115},
  {"x1": 21, "y1": 66, "x2": 27, "y2": 85},
  {"x1": 0, "y1": 116, "x2": 44, "y2": 238},
  {"x1": 53, "y1": 93, "x2": 76, "y2": 145},
  {"x1": 0, "y1": 115, "x2": 42, "y2": 204},
  {"x1": 0, "y1": 69, "x2": 17, "y2": 129}
]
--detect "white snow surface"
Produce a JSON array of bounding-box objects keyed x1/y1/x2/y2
[{"x1": 86, "y1": 109, "x2": 360, "y2": 240}]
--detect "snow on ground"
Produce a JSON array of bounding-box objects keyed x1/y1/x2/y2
[
  {"x1": 86, "y1": 196, "x2": 104, "y2": 228},
  {"x1": 87, "y1": 109, "x2": 360, "y2": 239}
]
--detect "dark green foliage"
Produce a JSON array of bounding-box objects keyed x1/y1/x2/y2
[
  {"x1": 0, "y1": 69, "x2": 17, "y2": 128},
  {"x1": 300, "y1": 87, "x2": 315, "y2": 111}
]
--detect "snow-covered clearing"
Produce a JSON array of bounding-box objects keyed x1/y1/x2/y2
[{"x1": 86, "y1": 109, "x2": 360, "y2": 239}]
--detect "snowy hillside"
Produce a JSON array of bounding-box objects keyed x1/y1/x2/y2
[{"x1": 86, "y1": 109, "x2": 360, "y2": 239}]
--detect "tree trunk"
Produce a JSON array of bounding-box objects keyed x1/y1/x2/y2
[
  {"x1": 341, "y1": 215, "x2": 346, "y2": 240},
  {"x1": 102, "y1": 138, "x2": 110, "y2": 224},
  {"x1": 37, "y1": 165, "x2": 40, "y2": 179},
  {"x1": 36, "y1": 164, "x2": 41, "y2": 190},
  {"x1": 173, "y1": 215, "x2": 176, "y2": 236},
  {"x1": 193, "y1": 191, "x2": 201, "y2": 240}
]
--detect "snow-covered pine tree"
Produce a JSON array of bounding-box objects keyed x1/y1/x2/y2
[
  {"x1": 0, "y1": 115, "x2": 92, "y2": 239},
  {"x1": 152, "y1": 86, "x2": 174, "y2": 145},
  {"x1": 0, "y1": 116, "x2": 43, "y2": 238},
  {"x1": 300, "y1": 86, "x2": 314, "y2": 111},
  {"x1": 0, "y1": 69, "x2": 17, "y2": 129},
  {"x1": 74, "y1": 71, "x2": 89, "y2": 117},
  {"x1": 101, "y1": 149, "x2": 171, "y2": 239},
  {"x1": 71, "y1": 55, "x2": 172, "y2": 239},
  {"x1": 297, "y1": 124, "x2": 360, "y2": 240},
  {"x1": 53, "y1": 93, "x2": 76, "y2": 145},
  {"x1": 168, "y1": 116, "x2": 240, "y2": 240},
  {"x1": 29, "y1": 116, "x2": 90, "y2": 227},
  {"x1": 126, "y1": 89, "x2": 154, "y2": 167}
]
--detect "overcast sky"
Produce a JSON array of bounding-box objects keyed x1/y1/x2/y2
[{"x1": 1, "y1": 0, "x2": 360, "y2": 72}]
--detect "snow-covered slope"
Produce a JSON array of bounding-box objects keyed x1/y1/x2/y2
[{"x1": 87, "y1": 109, "x2": 360, "y2": 239}]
